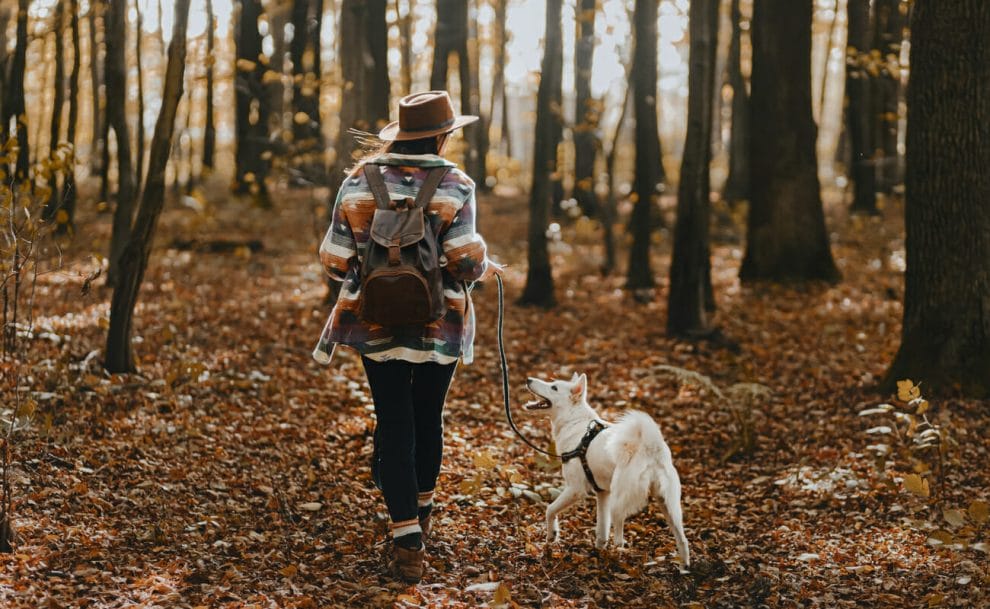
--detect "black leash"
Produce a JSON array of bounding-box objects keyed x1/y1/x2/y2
[{"x1": 495, "y1": 274, "x2": 561, "y2": 459}]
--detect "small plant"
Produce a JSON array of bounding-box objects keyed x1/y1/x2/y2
[
  {"x1": 655, "y1": 365, "x2": 771, "y2": 462},
  {"x1": 858, "y1": 379, "x2": 956, "y2": 501}
]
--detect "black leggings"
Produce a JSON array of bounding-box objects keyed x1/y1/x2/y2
[{"x1": 361, "y1": 356, "x2": 457, "y2": 525}]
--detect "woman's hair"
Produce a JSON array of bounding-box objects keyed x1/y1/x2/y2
[{"x1": 347, "y1": 135, "x2": 444, "y2": 176}]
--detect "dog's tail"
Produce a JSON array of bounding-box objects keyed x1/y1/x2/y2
[{"x1": 608, "y1": 411, "x2": 690, "y2": 569}]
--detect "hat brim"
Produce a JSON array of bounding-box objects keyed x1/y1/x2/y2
[{"x1": 378, "y1": 114, "x2": 479, "y2": 142}]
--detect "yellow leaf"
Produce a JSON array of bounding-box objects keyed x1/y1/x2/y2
[
  {"x1": 916, "y1": 400, "x2": 929, "y2": 415},
  {"x1": 55, "y1": 209, "x2": 70, "y2": 224},
  {"x1": 943, "y1": 508, "x2": 967, "y2": 528},
  {"x1": 493, "y1": 582, "x2": 512, "y2": 606},
  {"x1": 236, "y1": 58, "x2": 257, "y2": 72},
  {"x1": 969, "y1": 500, "x2": 989, "y2": 524},
  {"x1": 473, "y1": 451, "x2": 498, "y2": 471},
  {"x1": 903, "y1": 473, "x2": 930, "y2": 497},
  {"x1": 279, "y1": 565, "x2": 297, "y2": 578},
  {"x1": 896, "y1": 379, "x2": 921, "y2": 402}
]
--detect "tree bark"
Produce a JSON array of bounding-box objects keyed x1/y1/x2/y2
[
  {"x1": 739, "y1": 0, "x2": 839, "y2": 283},
  {"x1": 397, "y1": 0, "x2": 414, "y2": 94},
  {"x1": 45, "y1": 0, "x2": 67, "y2": 217},
  {"x1": 489, "y1": 0, "x2": 510, "y2": 157},
  {"x1": 467, "y1": 0, "x2": 489, "y2": 192},
  {"x1": 234, "y1": 0, "x2": 272, "y2": 204},
  {"x1": 202, "y1": 0, "x2": 216, "y2": 171},
  {"x1": 290, "y1": 0, "x2": 325, "y2": 184},
  {"x1": 883, "y1": 1, "x2": 990, "y2": 397},
  {"x1": 60, "y1": 0, "x2": 81, "y2": 231},
  {"x1": 572, "y1": 0, "x2": 597, "y2": 218},
  {"x1": 722, "y1": 0, "x2": 749, "y2": 203},
  {"x1": 2, "y1": 0, "x2": 30, "y2": 184},
  {"x1": 846, "y1": 0, "x2": 877, "y2": 214},
  {"x1": 105, "y1": 0, "x2": 191, "y2": 373},
  {"x1": 105, "y1": 0, "x2": 138, "y2": 287},
  {"x1": 134, "y1": 0, "x2": 145, "y2": 185},
  {"x1": 88, "y1": 0, "x2": 104, "y2": 176},
  {"x1": 0, "y1": 7, "x2": 8, "y2": 138},
  {"x1": 872, "y1": 0, "x2": 905, "y2": 193},
  {"x1": 330, "y1": 0, "x2": 389, "y2": 197},
  {"x1": 518, "y1": 0, "x2": 561, "y2": 308},
  {"x1": 626, "y1": 0, "x2": 665, "y2": 292},
  {"x1": 430, "y1": 0, "x2": 487, "y2": 188},
  {"x1": 668, "y1": 0, "x2": 718, "y2": 336},
  {"x1": 602, "y1": 65, "x2": 632, "y2": 277}
]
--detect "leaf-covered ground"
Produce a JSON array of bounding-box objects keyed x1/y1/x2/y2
[{"x1": 1, "y1": 185, "x2": 988, "y2": 608}]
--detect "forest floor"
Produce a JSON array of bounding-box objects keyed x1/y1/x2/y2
[{"x1": 1, "y1": 179, "x2": 989, "y2": 609}]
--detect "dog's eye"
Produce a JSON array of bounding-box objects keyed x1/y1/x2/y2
[{"x1": 551, "y1": 384, "x2": 558, "y2": 391}]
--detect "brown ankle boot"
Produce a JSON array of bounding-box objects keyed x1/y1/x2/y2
[
  {"x1": 419, "y1": 512, "x2": 432, "y2": 541},
  {"x1": 390, "y1": 544, "x2": 425, "y2": 584}
]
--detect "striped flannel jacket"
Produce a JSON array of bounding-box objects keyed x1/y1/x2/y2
[{"x1": 312, "y1": 153, "x2": 489, "y2": 365}]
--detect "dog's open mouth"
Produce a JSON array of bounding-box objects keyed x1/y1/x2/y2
[{"x1": 523, "y1": 387, "x2": 552, "y2": 410}]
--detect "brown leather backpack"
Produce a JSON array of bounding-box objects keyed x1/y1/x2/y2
[{"x1": 359, "y1": 164, "x2": 449, "y2": 326}]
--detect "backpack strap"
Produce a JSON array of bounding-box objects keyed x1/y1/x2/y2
[
  {"x1": 363, "y1": 164, "x2": 393, "y2": 210},
  {"x1": 413, "y1": 167, "x2": 450, "y2": 210}
]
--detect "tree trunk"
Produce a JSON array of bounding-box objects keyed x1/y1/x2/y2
[
  {"x1": 88, "y1": 0, "x2": 104, "y2": 176},
  {"x1": 739, "y1": 0, "x2": 839, "y2": 283},
  {"x1": 105, "y1": 0, "x2": 138, "y2": 287},
  {"x1": 290, "y1": 0, "x2": 325, "y2": 184},
  {"x1": 45, "y1": 0, "x2": 67, "y2": 217},
  {"x1": 846, "y1": 0, "x2": 877, "y2": 214},
  {"x1": 722, "y1": 0, "x2": 749, "y2": 203},
  {"x1": 467, "y1": 0, "x2": 489, "y2": 191},
  {"x1": 0, "y1": 7, "x2": 8, "y2": 139},
  {"x1": 397, "y1": 0, "x2": 414, "y2": 94},
  {"x1": 202, "y1": 0, "x2": 216, "y2": 171},
  {"x1": 883, "y1": 1, "x2": 990, "y2": 397},
  {"x1": 105, "y1": 0, "x2": 191, "y2": 374},
  {"x1": 2, "y1": 0, "x2": 30, "y2": 184},
  {"x1": 60, "y1": 0, "x2": 81, "y2": 232},
  {"x1": 518, "y1": 0, "x2": 561, "y2": 308},
  {"x1": 430, "y1": 0, "x2": 486, "y2": 187},
  {"x1": 668, "y1": 0, "x2": 718, "y2": 336},
  {"x1": 602, "y1": 67, "x2": 632, "y2": 277},
  {"x1": 134, "y1": 0, "x2": 145, "y2": 185},
  {"x1": 572, "y1": 0, "x2": 597, "y2": 218},
  {"x1": 268, "y1": 4, "x2": 288, "y2": 122},
  {"x1": 490, "y1": 0, "x2": 510, "y2": 157},
  {"x1": 626, "y1": 0, "x2": 664, "y2": 292},
  {"x1": 330, "y1": 0, "x2": 389, "y2": 197},
  {"x1": 872, "y1": 0, "x2": 905, "y2": 193},
  {"x1": 234, "y1": 0, "x2": 271, "y2": 204}
]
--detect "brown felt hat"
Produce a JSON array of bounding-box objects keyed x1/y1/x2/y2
[{"x1": 378, "y1": 91, "x2": 479, "y2": 142}]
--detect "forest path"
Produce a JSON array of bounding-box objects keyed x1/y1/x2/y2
[{"x1": 2, "y1": 185, "x2": 987, "y2": 608}]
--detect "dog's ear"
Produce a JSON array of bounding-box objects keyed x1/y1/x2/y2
[{"x1": 570, "y1": 373, "x2": 587, "y2": 401}]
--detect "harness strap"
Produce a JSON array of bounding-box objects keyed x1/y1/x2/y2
[{"x1": 560, "y1": 420, "x2": 608, "y2": 492}]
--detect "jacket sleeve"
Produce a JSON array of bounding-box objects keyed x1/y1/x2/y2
[
  {"x1": 441, "y1": 183, "x2": 489, "y2": 282},
  {"x1": 319, "y1": 186, "x2": 359, "y2": 282}
]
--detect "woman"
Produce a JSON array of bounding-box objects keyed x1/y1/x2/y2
[{"x1": 314, "y1": 91, "x2": 500, "y2": 583}]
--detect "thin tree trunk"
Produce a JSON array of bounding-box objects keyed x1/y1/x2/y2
[
  {"x1": 846, "y1": 0, "x2": 877, "y2": 214},
  {"x1": 602, "y1": 68, "x2": 632, "y2": 277},
  {"x1": 723, "y1": 0, "x2": 749, "y2": 203},
  {"x1": 105, "y1": 0, "x2": 138, "y2": 286},
  {"x1": 519, "y1": 0, "x2": 561, "y2": 307},
  {"x1": 135, "y1": 0, "x2": 145, "y2": 184},
  {"x1": 88, "y1": 0, "x2": 103, "y2": 176},
  {"x1": 873, "y1": 0, "x2": 905, "y2": 193},
  {"x1": 45, "y1": 0, "x2": 67, "y2": 217},
  {"x1": 883, "y1": 0, "x2": 990, "y2": 397},
  {"x1": 366, "y1": 0, "x2": 390, "y2": 126},
  {"x1": 106, "y1": 0, "x2": 191, "y2": 373},
  {"x1": 397, "y1": 0, "x2": 414, "y2": 95},
  {"x1": 234, "y1": 0, "x2": 271, "y2": 204},
  {"x1": 60, "y1": 0, "x2": 81, "y2": 232},
  {"x1": 3, "y1": 0, "x2": 30, "y2": 184},
  {"x1": 202, "y1": 0, "x2": 216, "y2": 171},
  {"x1": 668, "y1": 0, "x2": 718, "y2": 336},
  {"x1": 467, "y1": 0, "x2": 489, "y2": 191},
  {"x1": 269, "y1": 4, "x2": 288, "y2": 123},
  {"x1": 0, "y1": 7, "x2": 8, "y2": 140},
  {"x1": 572, "y1": 0, "x2": 597, "y2": 218},
  {"x1": 626, "y1": 0, "x2": 664, "y2": 293},
  {"x1": 290, "y1": 0, "x2": 325, "y2": 184},
  {"x1": 739, "y1": 0, "x2": 839, "y2": 283},
  {"x1": 490, "y1": 0, "x2": 510, "y2": 157}
]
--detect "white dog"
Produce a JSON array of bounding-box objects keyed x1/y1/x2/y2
[{"x1": 525, "y1": 373, "x2": 690, "y2": 570}]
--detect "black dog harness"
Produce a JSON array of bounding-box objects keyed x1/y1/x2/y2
[{"x1": 560, "y1": 420, "x2": 608, "y2": 492}]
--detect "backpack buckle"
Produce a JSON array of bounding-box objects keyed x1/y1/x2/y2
[{"x1": 388, "y1": 241, "x2": 401, "y2": 265}]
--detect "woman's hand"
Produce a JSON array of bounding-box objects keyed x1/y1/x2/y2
[{"x1": 479, "y1": 260, "x2": 506, "y2": 281}]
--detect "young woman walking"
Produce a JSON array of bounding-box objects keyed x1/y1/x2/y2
[{"x1": 314, "y1": 91, "x2": 500, "y2": 583}]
